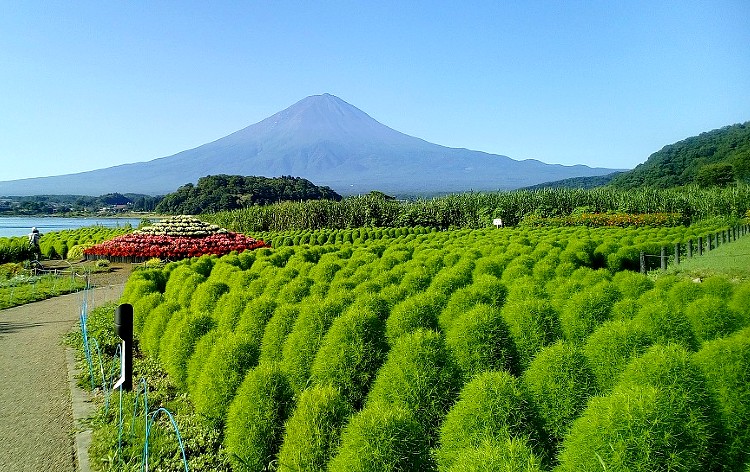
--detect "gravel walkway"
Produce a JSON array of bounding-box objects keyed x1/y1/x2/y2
[{"x1": 0, "y1": 283, "x2": 125, "y2": 472}]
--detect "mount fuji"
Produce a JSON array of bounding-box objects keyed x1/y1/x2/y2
[{"x1": 0, "y1": 94, "x2": 619, "y2": 196}]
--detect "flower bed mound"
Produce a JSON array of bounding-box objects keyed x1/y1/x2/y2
[{"x1": 84, "y1": 215, "x2": 269, "y2": 262}]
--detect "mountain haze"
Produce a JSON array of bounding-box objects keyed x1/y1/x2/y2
[{"x1": 0, "y1": 94, "x2": 619, "y2": 196}]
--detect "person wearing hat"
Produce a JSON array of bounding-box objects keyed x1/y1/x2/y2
[{"x1": 28, "y1": 227, "x2": 41, "y2": 259}]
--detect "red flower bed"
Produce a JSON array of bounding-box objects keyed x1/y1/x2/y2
[{"x1": 84, "y1": 228, "x2": 269, "y2": 260}]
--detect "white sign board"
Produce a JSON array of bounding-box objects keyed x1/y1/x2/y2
[{"x1": 492, "y1": 218, "x2": 503, "y2": 227}]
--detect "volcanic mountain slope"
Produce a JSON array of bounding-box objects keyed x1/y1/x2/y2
[{"x1": 0, "y1": 94, "x2": 618, "y2": 196}]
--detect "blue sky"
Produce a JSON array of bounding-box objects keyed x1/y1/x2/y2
[{"x1": 2, "y1": 1, "x2": 748, "y2": 182}]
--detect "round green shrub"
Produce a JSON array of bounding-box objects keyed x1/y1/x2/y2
[
  {"x1": 310, "y1": 299, "x2": 388, "y2": 408},
  {"x1": 215, "y1": 290, "x2": 252, "y2": 332},
  {"x1": 189, "y1": 254, "x2": 216, "y2": 277},
  {"x1": 327, "y1": 402, "x2": 432, "y2": 472},
  {"x1": 189, "y1": 280, "x2": 229, "y2": 315},
  {"x1": 437, "y1": 370, "x2": 545, "y2": 470},
  {"x1": 444, "y1": 437, "x2": 544, "y2": 472},
  {"x1": 277, "y1": 276, "x2": 314, "y2": 304},
  {"x1": 501, "y1": 297, "x2": 560, "y2": 371},
  {"x1": 131, "y1": 292, "x2": 163, "y2": 337},
  {"x1": 386, "y1": 291, "x2": 443, "y2": 344},
  {"x1": 555, "y1": 383, "x2": 719, "y2": 472},
  {"x1": 160, "y1": 313, "x2": 215, "y2": 388},
  {"x1": 693, "y1": 326, "x2": 750, "y2": 470},
  {"x1": 177, "y1": 272, "x2": 207, "y2": 308},
  {"x1": 192, "y1": 333, "x2": 259, "y2": 425},
  {"x1": 121, "y1": 277, "x2": 159, "y2": 307},
  {"x1": 235, "y1": 295, "x2": 278, "y2": 347},
  {"x1": 559, "y1": 281, "x2": 619, "y2": 343},
  {"x1": 157, "y1": 307, "x2": 188, "y2": 363},
  {"x1": 611, "y1": 270, "x2": 654, "y2": 299},
  {"x1": 281, "y1": 293, "x2": 354, "y2": 394},
  {"x1": 276, "y1": 385, "x2": 353, "y2": 472},
  {"x1": 258, "y1": 304, "x2": 301, "y2": 366},
  {"x1": 685, "y1": 295, "x2": 744, "y2": 343},
  {"x1": 138, "y1": 302, "x2": 181, "y2": 359},
  {"x1": 367, "y1": 329, "x2": 462, "y2": 436},
  {"x1": 224, "y1": 363, "x2": 294, "y2": 472},
  {"x1": 446, "y1": 304, "x2": 518, "y2": 378},
  {"x1": 583, "y1": 318, "x2": 653, "y2": 392},
  {"x1": 521, "y1": 341, "x2": 597, "y2": 448},
  {"x1": 429, "y1": 260, "x2": 475, "y2": 298},
  {"x1": 633, "y1": 298, "x2": 698, "y2": 351}
]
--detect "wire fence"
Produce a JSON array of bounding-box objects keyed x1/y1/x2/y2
[
  {"x1": 639, "y1": 223, "x2": 750, "y2": 273},
  {"x1": 78, "y1": 295, "x2": 189, "y2": 471}
]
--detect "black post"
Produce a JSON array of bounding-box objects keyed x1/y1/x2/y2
[
  {"x1": 698, "y1": 236, "x2": 703, "y2": 256},
  {"x1": 688, "y1": 239, "x2": 693, "y2": 258},
  {"x1": 640, "y1": 251, "x2": 646, "y2": 274},
  {"x1": 113, "y1": 303, "x2": 133, "y2": 391},
  {"x1": 660, "y1": 246, "x2": 667, "y2": 271},
  {"x1": 675, "y1": 243, "x2": 680, "y2": 265},
  {"x1": 708, "y1": 234, "x2": 713, "y2": 251},
  {"x1": 723, "y1": 230, "x2": 727, "y2": 244}
]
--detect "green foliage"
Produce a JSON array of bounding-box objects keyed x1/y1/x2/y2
[
  {"x1": 437, "y1": 370, "x2": 545, "y2": 470},
  {"x1": 583, "y1": 318, "x2": 653, "y2": 392},
  {"x1": 276, "y1": 385, "x2": 353, "y2": 472},
  {"x1": 558, "y1": 344, "x2": 726, "y2": 471},
  {"x1": 258, "y1": 305, "x2": 301, "y2": 366},
  {"x1": 327, "y1": 402, "x2": 432, "y2": 472},
  {"x1": 189, "y1": 280, "x2": 229, "y2": 315},
  {"x1": 521, "y1": 341, "x2": 597, "y2": 447},
  {"x1": 443, "y1": 437, "x2": 544, "y2": 472},
  {"x1": 155, "y1": 174, "x2": 342, "y2": 214},
  {"x1": 139, "y1": 302, "x2": 181, "y2": 358},
  {"x1": 366, "y1": 329, "x2": 461, "y2": 438},
  {"x1": 445, "y1": 304, "x2": 518, "y2": 378},
  {"x1": 160, "y1": 313, "x2": 215, "y2": 388},
  {"x1": 633, "y1": 298, "x2": 698, "y2": 351},
  {"x1": 385, "y1": 291, "x2": 443, "y2": 344},
  {"x1": 559, "y1": 281, "x2": 619, "y2": 343},
  {"x1": 500, "y1": 297, "x2": 561, "y2": 371},
  {"x1": 224, "y1": 363, "x2": 294, "y2": 472},
  {"x1": 693, "y1": 327, "x2": 750, "y2": 470},
  {"x1": 685, "y1": 295, "x2": 744, "y2": 343},
  {"x1": 281, "y1": 293, "x2": 354, "y2": 394},
  {"x1": 191, "y1": 333, "x2": 259, "y2": 425},
  {"x1": 235, "y1": 296, "x2": 277, "y2": 348}
]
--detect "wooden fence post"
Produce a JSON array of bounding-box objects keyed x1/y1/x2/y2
[
  {"x1": 688, "y1": 239, "x2": 693, "y2": 258},
  {"x1": 674, "y1": 243, "x2": 680, "y2": 265},
  {"x1": 698, "y1": 236, "x2": 703, "y2": 256},
  {"x1": 660, "y1": 246, "x2": 667, "y2": 271},
  {"x1": 640, "y1": 251, "x2": 646, "y2": 274}
]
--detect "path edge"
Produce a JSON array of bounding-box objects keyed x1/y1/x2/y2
[{"x1": 66, "y1": 345, "x2": 95, "y2": 472}]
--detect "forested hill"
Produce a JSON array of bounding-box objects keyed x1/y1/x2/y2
[
  {"x1": 610, "y1": 122, "x2": 750, "y2": 189},
  {"x1": 155, "y1": 175, "x2": 342, "y2": 214}
]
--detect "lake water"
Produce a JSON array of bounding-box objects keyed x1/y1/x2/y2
[{"x1": 0, "y1": 216, "x2": 149, "y2": 238}]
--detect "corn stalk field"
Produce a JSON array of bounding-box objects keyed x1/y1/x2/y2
[{"x1": 203, "y1": 184, "x2": 750, "y2": 232}]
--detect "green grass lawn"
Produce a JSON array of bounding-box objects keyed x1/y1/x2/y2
[{"x1": 667, "y1": 231, "x2": 750, "y2": 280}]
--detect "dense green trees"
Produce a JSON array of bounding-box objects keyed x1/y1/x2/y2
[{"x1": 154, "y1": 175, "x2": 341, "y2": 214}]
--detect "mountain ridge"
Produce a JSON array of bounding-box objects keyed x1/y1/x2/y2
[{"x1": 0, "y1": 94, "x2": 619, "y2": 197}]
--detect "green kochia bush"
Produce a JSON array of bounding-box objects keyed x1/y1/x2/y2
[
  {"x1": 385, "y1": 291, "x2": 444, "y2": 344},
  {"x1": 685, "y1": 295, "x2": 744, "y2": 343},
  {"x1": 693, "y1": 327, "x2": 750, "y2": 470},
  {"x1": 443, "y1": 437, "x2": 544, "y2": 472},
  {"x1": 310, "y1": 297, "x2": 388, "y2": 409},
  {"x1": 281, "y1": 293, "x2": 354, "y2": 394},
  {"x1": 559, "y1": 281, "x2": 619, "y2": 343},
  {"x1": 500, "y1": 297, "x2": 560, "y2": 371},
  {"x1": 160, "y1": 313, "x2": 215, "y2": 388},
  {"x1": 138, "y1": 301, "x2": 181, "y2": 359},
  {"x1": 235, "y1": 295, "x2": 277, "y2": 347},
  {"x1": 633, "y1": 298, "x2": 698, "y2": 351},
  {"x1": 276, "y1": 385, "x2": 353, "y2": 472},
  {"x1": 445, "y1": 304, "x2": 518, "y2": 378},
  {"x1": 190, "y1": 280, "x2": 229, "y2": 315},
  {"x1": 583, "y1": 318, "x2": 653, "y2": 392},
  {"x1": 327, "y1": 402, "x2": 432, "y2": 472},
  {"x1": 437, "y1": 370, "x2": 546, "y2": 470},
  {"x1": 258, "y1": 304, "x2": 301, "y2": 366},
  {"x1": 366, "y1": 329, "x2": 461, "y2": 439},
  {"x1": 191, "y1": 333, "x2": 259, "y2": 426},
  {"x1": 521, "y1": 341, "x2": 597, "y2": 448},
  {"x1": 557, "y1": 344, "x2": 727, "y2": 471},
  {"x1": 225, "y1": 363, "x2": 294, "y2": 472}
]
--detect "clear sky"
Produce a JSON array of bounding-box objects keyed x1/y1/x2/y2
[{"x1": 1, "y1": 1, "x2": 748, "y2": 182}]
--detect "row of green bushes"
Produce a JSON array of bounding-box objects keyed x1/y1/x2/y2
[
  {"x1": 100, "y1": 222, "x2": 750, "y2": 471},
  {"x1": 203, "y1": 184, "x2": 750, "y2": 232},
  {"x1": 0, "y1": 226, "x2": 132, "y2": 263}
]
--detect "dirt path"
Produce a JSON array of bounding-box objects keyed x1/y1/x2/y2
[{"x1": 0, "y1": 283, "x2": 125, "y2": 472}]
